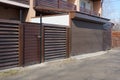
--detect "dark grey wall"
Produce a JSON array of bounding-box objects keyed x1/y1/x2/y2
[{"x1": 71, "y1": 20, "x2": 104, "y2": 56}]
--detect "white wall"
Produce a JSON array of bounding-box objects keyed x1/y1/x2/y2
[{"x1": 31, "y1": 15, "x2": 70, "y2": 26}]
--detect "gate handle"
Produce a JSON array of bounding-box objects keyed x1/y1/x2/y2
[{"x1": 37, "y1": 35, "x2": 41, "y2": 38}]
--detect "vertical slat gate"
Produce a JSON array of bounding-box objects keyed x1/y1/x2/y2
[
  {"x1": 0, "y1": 20, "x2": 20, "y2": 69},
  {"x1": 20, "y1": 23, "x2": 41, "y2": 66},
  {"x1": 44, "y1": 25, "x2": 68, "y2": 61}
]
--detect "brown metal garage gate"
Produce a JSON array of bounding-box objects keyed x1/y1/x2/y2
[
  {"x1": 19, "y1": 23, "x2": 70, "y2": 66},
  {"x1": 71, "y1": 20, "x2": 111, "y2": 56}
]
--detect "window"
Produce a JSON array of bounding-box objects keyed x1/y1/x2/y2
[{"x1": 80, "y1": 1, "x2": 86, "y2": 9}]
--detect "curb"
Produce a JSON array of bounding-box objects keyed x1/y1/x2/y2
[{"x1": 71, "y1": 51, "x2": 108, "y2": 60}]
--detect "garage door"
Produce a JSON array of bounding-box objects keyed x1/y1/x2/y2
[{"x1": 71, "y1": 20, "x2": 104, "y2": 56}]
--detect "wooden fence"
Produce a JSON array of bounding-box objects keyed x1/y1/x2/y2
[
  {"x1": 112, "y1": 31, "x2": 120, "y2": 48},
  {"x1": 0, "y1": 21, "x2": 70, "y2": 69},
  {"x1": 0, "y1": 20, "x2": 113, "y2": 69},
  {"x1": 20, "y1": 23, "x2": 70, "y2": 66},
  {"x1": 0, "y1": 19, "x2": 20, "y2": 69}
]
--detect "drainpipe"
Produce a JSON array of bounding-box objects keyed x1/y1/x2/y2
[
  {"x1": 40, "y1": 13, "x2": 42, "y2": 63},
  {"x1": 20, "y1": 9, "x2": 23, "y2": 22},
  {"x1": 101, "y1": 0, "x2": 104, "y2": 6},
  {"x1": 101, "y1": 0, "x2": 104, "y2": 16}
]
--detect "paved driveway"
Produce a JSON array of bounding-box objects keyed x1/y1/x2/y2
[{"x1": 0, "y1": 48, "x2": 120, "y2": 80}]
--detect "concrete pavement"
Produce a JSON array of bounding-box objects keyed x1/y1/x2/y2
[{"x1": 0, "y1": 48, "x2": 120, "y2": 80}]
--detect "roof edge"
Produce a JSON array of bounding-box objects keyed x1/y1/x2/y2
[
  {"x1": 76, "y1": 11, "x2": 110, "y2": 21},
  {"x1": 0, "y1": 0, "x2": 30, "y2": 8}
]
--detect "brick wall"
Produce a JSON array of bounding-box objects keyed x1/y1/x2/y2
[{"x1": 112, "y1": 31, "x2": 120, "y2": 48}]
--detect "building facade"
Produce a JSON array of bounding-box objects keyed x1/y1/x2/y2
[
  {"x1": 0, "y1": 0, "x2": 103, "y2": 22},
  {"x1": 0, "y1": 0, "x2": 113, "y2": 69},
  {"x1": 0, "y1": 0, "x2": 111, "y2": 57}
]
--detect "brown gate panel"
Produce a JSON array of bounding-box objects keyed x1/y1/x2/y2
[
  {"x1": 44, "y1": 25, "x2": 68, "y2": 61},
  {"x1": 71, "y1": 20, "x2": 104, "y2": 56},
  {"x1": 0, "y1": 19, "x2": 20, "y2": 69},
  {"x1": 20, "y1": 23, "x2": 41, "y2": 66},
  {"x1": 20, "y1": 23, "x2": 70, "y2": 65}
]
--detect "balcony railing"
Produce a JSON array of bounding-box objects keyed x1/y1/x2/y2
[
  {"x1": 34, "y1": 0, "x2": 76, "y2": 11},
  {"x1": 80, "y1": 7, "x2": 100, "y2": 16}
]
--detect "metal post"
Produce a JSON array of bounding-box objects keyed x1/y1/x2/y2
[
  {"x1": 101, "y1": 0, "x2": 104, "y2": 16},
  {"x1": 58, "y1": 0, "x2": 60, "y2": 8},
  {"x1": 40, "y1": 13, "x2": 42, "y2": 63},
  {"x1": 40, "y1": 14, "x2": 42, "y2": 26},
  {"x1": 20, "y1": 9, "x2": 23, "y2": 22}
]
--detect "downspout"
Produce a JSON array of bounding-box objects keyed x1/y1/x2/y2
[
  {"x1": 101, "y1": 0, "x2": 104, "y2": 16},
  {"x1": 40, "y1": 13, "x2": 43, "y2": 63},
  {"x1": 20, "y1": 9, "x2": 23, "y2": 22}
]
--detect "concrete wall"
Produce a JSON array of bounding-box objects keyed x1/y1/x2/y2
[
  {"x1": 31, "y1": 15, "x2": 70, "y2": 26},
  {"x1": 25, "y1": 0, "x2": 35, "y2": 22}
]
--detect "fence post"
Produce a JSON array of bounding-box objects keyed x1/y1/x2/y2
[
  {"x1": 40, "y1": 14, "x2": 45, "y2": 63},
  {"x1": 19, "y1": 23, "x2": 24, "y2": 66},
  {"x1": 66, "y1": 27, "x2": 70, "y2": 58},
  {"x1": 41, "y1": 26, "x2": 45, "y2": 62}
]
